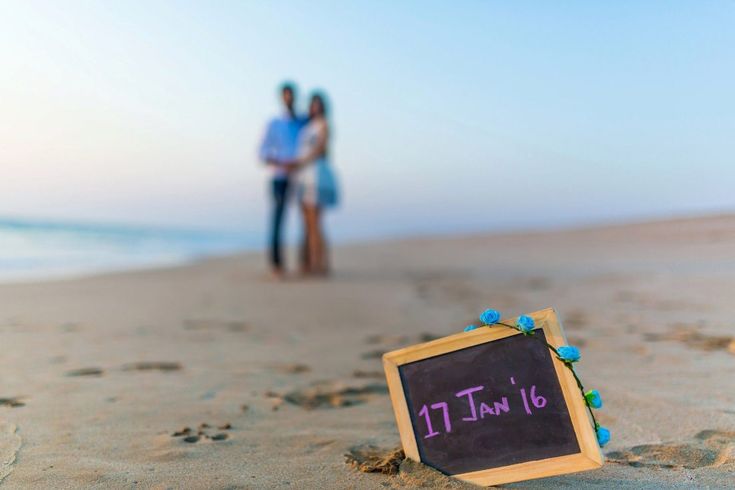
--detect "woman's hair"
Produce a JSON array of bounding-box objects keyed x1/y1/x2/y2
[{"x1": 310, "y1": 91, "x2": 329, "y2": 117}]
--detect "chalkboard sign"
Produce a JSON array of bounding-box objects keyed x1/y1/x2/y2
[{"x1": 383, "y1": 308, "x2": 603, "y2": 486}]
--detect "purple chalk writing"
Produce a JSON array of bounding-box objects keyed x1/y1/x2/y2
[
  {"x1": 455, "y1": 386, "x2": 483, "y2": 421},
  {"x1": 416, "y1": 377, "x2": 550, "y2": 438}
]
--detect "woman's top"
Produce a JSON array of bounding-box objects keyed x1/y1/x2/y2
[{"x1": 298, "y1": 118, "x2": 328, "y2": 161}]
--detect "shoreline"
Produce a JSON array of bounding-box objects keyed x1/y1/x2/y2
[{"x1": 5, "y1": 211, "x2": 735, "y2": 287}]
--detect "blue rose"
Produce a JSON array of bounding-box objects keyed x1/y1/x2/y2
[
  {"x1": 585, "y1": 389, "x2": 603, "y2": 409},
  {"x1": 479, "y1": 309, "x2": 501, "y2": 325},
  {"x1": 463, "y1": 324, "x2": 477, "y2": 332},
  {"x1": 596, "y1": 425, "x2": 611, "y2": 447},
  {"x1": 557, "y1": 345, "x2": 581, "y2": 363},
  {"x1": 516, "y1": 315, "x2": 535, "y2": 334}
]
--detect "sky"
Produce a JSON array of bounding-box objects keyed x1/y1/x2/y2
[{"x1": 1, "y1": 1, "x2": 734, "y2": 241}]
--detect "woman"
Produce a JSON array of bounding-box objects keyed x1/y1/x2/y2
[{"x1": 289, "y1": 92, "x2": 338, "y2": 276}]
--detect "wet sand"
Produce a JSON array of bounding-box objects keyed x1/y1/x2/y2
[{"x1": 1, "y1": 215, "x2": 734, "y2": 488}]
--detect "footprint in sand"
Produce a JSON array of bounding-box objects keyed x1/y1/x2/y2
[
  {"x1": 65, "y1": 367, "x2": 104, "y2": 377},
  {"x1": 644, "y1": 326, "x2": 735, "y2": 355},
  {"x1": 171, "y1": 422, "x2": 233, "y2": 443},
  {"x1": 121, "y1": 362, "x2": 182, "y2": 372},
  {"x1": 280, "y1": 381, "x2": 388, "y2": 410},
  {"x1": 0, "y1": 398, "x2": 25, "y2": 408},
  {"x1": 0, "y1": 421, "x2": 21, "y2": 483},
  {"x1": 607, "y1": 430, "x2": 735, "y2": 469},
  {"x1": 696, "y1": 430, "x2": 735, "y2": 466}
]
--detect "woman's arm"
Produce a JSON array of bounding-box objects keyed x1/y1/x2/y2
[{"x1": 296, "y1": 121, "x2": 328, "y2": 167}]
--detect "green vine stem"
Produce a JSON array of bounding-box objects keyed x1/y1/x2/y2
[{"x1": 495, "y1": 321, "x2": 600, "y2": 431}]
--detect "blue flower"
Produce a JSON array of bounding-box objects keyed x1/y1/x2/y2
[
  {"x1": 479, "y1": 309, "x2": 501, "y2": 325},
  {"x1": 463, "y1": 324, "x2": 477, "y2": 332},
  {"x1": 557, "y1": 345, "x2": 581, "y2": 363},
  {"x1": 585, "y1": 390, "x2": 603, "y2": 409},
  {"x1": 516, "y1": 315, "x2": 535, "y2": 334},
  {"x1": 596, "y1": 425, "x2": 611, "y2": 447}
]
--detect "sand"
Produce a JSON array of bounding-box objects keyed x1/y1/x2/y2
[{"x1": 0, "y1": 215, "x2": 734, "y2": 488}]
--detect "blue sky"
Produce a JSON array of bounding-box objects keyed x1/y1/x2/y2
[{"x1": 1, "y1": 1, "x2": 733, "y2": 240}]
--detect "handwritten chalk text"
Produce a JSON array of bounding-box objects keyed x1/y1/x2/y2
[{"x1": 416, "y1": 377, "x2": 549, "y2": 438}]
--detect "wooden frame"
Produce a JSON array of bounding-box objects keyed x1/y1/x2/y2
[{"x1": 382, "y1": 307, "x2": 603, "y2": 487}]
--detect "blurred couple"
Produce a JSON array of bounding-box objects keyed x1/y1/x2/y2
[{"x1": 258, "y1": 82, "x2": 339, "y2": 280}]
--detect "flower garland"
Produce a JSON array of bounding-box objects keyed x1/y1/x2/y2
[{"x1": 464, "y1": 309, "x2": 610, "y2": 448}]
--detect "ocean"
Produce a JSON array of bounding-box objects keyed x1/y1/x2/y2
[{"x1": 0, "y1": 218, "x2": 253, "y2": 282}]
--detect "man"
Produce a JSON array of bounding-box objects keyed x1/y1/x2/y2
[{"x1": 258, "y1": 82, "x2": 305, "y2": 279}]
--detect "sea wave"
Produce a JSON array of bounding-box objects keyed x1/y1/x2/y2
[{"x1": 0, "y1": 218, "x2": 253, "y2": 282}]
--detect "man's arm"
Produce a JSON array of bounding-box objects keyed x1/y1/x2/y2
[{"x1": 258, "y1": 120, "x2": 279, "y2": 164}]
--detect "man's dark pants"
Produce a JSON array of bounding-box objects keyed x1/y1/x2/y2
[{"x1": 269, "y1": 177, "x2": 290, "y2": 270}]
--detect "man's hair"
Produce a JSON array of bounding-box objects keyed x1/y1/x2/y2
[{"x1": 280, "y1": 81, "x2": 296, "y2": 95}]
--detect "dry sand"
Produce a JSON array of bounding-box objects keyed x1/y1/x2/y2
[{"x1": 1, "y1": 215, "x2": 734, "y2": 488}]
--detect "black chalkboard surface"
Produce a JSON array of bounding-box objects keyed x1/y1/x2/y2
[
  {"x1": 383, "y1": 308, "x2": 603, "y2": 486},
  {"x1": 399, "y1": 330, "x2": 578, "y2": 475}
]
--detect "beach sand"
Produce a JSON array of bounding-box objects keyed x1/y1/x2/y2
[{"x1": 1, "y1": 215, "x2": 734, "y2": 488}]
